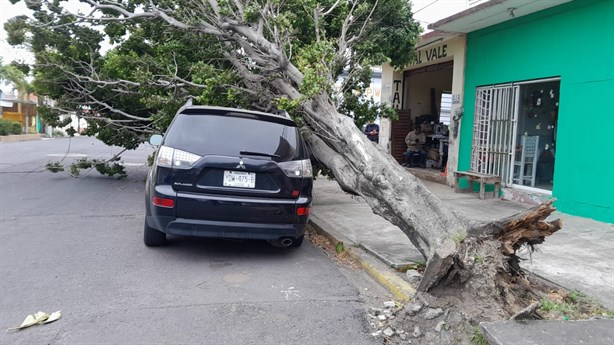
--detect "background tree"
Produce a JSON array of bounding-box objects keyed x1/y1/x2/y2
[
  {"x1": 0, "y1": 58, "x2": 29, "y2": 93},
  {"x1": 6, "y1": 0, "x2": 560, "y2": 301},
  {"x1": 0, "y1": 58, "x2": 35, "y2": 134}
]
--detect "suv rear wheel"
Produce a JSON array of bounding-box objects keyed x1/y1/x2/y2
[
  {"x1": 144, "y1": 221, "x2": 167, "y2": 246},
  {"x1": 290, "y1": 235, "x2": 304, "y2": 248}
]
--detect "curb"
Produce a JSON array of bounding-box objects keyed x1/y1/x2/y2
[
  {"x1": 0, "y1": 134, "x2": 44, "y2": 143},
  {"x1": 308, "y1": 218, "x2": 416, "y2": 302}
]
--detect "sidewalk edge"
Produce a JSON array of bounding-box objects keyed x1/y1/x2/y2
[{"x1": 309, "y1": 218, "x2": 416, "y2": 302}]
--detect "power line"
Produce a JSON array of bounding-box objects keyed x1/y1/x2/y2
[{"x1": 413, "y1": 0, "x2": 441, "y2": 14}]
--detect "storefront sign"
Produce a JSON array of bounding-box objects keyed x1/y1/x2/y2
[
  {"x1": 416, "y1": 44, "x2": 447, "y2": 64},
  {"x1": 392, "y1": 80, "x2": 402, "y2": 109}
]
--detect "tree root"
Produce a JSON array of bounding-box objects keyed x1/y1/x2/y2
[{"x1": 510, "y1": 301, "x2": 542, "y2": 320}]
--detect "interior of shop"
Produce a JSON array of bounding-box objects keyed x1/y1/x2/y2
[
  {"x1": 514, "y1": 80, "x2": 559, "y2": 191},
  {"x1": 398, "y1": 61, "x2": 453, "y2": 170}
]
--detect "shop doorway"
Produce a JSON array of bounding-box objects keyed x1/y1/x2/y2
[
  {"x1": 391, "y1": 61, "x2": 453, "y2": 164},
  {"x1": 472, "y1": 78, "x2": 559, "y2": 192}
]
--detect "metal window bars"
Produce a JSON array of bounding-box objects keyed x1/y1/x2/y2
[{"x1": 471, "y1": 85, "x2": 517, "y2": 185}]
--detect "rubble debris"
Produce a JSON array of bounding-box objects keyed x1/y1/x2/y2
[
  {"x1": 405, "y1": 269, "x2": 422, "y2": 285},
  {"x1": 423, "y1": 307, "x2": 444, "y2": 320},
  {"x1": 405, "y1": 301, "x2": 423, "y2": 315},
  {"x1": 435, "y1": 321, "x2": 446, "y2": 332},
  {"x1": 383, "y1": 327, "x2": 395, "y2": 337},
  {"x1": 384, "y1": 301, "x2": 396, "y2": 308}
]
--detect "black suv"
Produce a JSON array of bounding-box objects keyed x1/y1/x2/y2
[{"x1": 144, "y1": 105, "x2": 313, "y2": 247}]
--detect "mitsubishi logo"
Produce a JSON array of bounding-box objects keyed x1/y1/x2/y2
[{"x1": 236, "y1": 160, "x2": 246, "y2": 170}]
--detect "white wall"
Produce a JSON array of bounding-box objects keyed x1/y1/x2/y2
[
  {"x1": 54, "y1": 114, "x2": 88, "y2": 136},
  {"x1": 380, "y1": 64, "x2": 404, "y2": 152}
]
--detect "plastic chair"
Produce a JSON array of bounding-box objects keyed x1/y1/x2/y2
[{"x1": 514, "y1": 135, "x2": 539, "y2": 187}]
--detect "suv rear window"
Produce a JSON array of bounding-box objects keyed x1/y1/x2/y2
[{"x1": 163, "y1": 114, "x2": 302, "y2": 161}]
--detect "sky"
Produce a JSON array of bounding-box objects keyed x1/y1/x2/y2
[
  {"x1": 0, "y1": 0, "x2": 33, "y2": 65},
  {"x1": 0, "y1": 0, "x2": 480, "y2": 71},
  {"x1": 411, "y1": 0, "x2": 480, "y2": 30}
]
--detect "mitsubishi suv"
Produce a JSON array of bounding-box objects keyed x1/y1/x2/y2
[{"x1": 144, "y1": 105, "x2": 313, "y2": 248}]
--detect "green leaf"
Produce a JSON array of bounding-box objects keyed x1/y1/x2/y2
[{"x1": 335, "y1": 242, "x2": 344, "y2": 254}]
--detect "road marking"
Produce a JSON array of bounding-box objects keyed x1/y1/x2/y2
[
  {"x1": 223, "y1": 273, "x2": 250, "y2": 284},
  {"x1": 277, "y1": 284, "x2": 301, "y2": 300}
]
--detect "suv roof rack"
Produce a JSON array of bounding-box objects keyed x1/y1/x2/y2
[
  {"x1": 271, "y1": 109, "x2": 291, "y2": 119},
  {"x1": 177, "y1": 101, "x2": 291, "y2": 120}
]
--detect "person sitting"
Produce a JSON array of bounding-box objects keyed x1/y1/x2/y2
[
  {"x1": 364, "y1": 120, "x2": 379, "y2": 143},
  {"x1": 404, "y1": 124, "x2": 426, "y2": 167}
]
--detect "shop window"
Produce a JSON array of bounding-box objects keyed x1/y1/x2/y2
[
  {"x1": 513, "y1": 80, "x2": 559, "y2": 191},
  {"x1": 471, "y1": 78, "x2": 559, "y2": 192}
]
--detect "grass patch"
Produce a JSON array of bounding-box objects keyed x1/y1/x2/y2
[
  {"x1": 470, "y1": 327, "x2": 488, "y2": 345},
  {"x1": 540, "y1": 290, "x2": 614, "y2": 320},
  {"x1": 397, "y1": 261, "x2": 427, "y2": 273},
  {"x1": 452, "y1": 232, "x2": 467, "y2": 244},
  {"x1": 474, "y1": 253, "x2": 485, "y2": 264}
]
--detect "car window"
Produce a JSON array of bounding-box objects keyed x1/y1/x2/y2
[{"x1": 164, "y1": 114, "x2": 302, "y2": 161}]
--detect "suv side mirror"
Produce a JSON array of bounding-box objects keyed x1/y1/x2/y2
[{"x1": 149, "y1": 134, "x2": 163, "y2": 146}]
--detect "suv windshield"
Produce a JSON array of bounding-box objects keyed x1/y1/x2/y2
[{"x1": 164, "y1": 114, "x2": 302, "y2": 161}]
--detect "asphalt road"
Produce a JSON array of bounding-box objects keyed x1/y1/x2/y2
[{"x1": 0, "y1": 137, "x2": 382, "y2": 345}]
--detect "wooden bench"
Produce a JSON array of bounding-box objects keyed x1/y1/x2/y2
[{"x1": 453, "y1": 171, "x2": 501, "y2": 200}]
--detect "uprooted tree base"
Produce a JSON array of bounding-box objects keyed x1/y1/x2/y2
[
  {"x1": 419, "y1": 199, "x2": 563, "y2": 292},
  {"x1": 380, "y1": 254, "x2": 612, "y2": 345},
  {"x1": 380, "y1": 271, "x2": 609, "y2": 345},
  {"x1": 372, "y1": 200, "x2": 609, "y2": 344}
]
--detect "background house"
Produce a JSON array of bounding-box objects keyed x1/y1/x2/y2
[{"x1": 0, "y1": 87, "x2": 38, "y2": 133}]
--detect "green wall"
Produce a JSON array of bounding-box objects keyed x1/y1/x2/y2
[{"x1": 461, "y1": 0, "x2": 614, "y2": 223}]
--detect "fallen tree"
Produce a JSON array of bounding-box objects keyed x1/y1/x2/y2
[{"x1": 7, "y1": 0, "x2": 561, "y2": 295}]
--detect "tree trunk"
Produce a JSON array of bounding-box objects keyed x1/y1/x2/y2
[{"x1": 301, "y1": 95, "x2": 466, "y2": 290}]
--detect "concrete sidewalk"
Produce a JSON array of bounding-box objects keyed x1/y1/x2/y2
[{"x1": 310, "y1": 177, "x2": 614, "y2": 311}]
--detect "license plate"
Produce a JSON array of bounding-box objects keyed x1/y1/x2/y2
[{"x1": 223, "y1": 170, "x2": 256, "y2": 188}]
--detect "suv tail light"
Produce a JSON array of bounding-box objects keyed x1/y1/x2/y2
[
  {"x1": 156, "y1": 145, "x2": 201, "y2": 169},
  {"x1": 278, "y1": 159, "x2": 312, "y2": 178},
  {"x1": 153, "y1": 197, "x2": 175, "y2": 208}
]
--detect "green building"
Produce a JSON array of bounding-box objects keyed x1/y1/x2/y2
[{"x1": 428, "y1": 0, "x2": 613, "y2": 223}]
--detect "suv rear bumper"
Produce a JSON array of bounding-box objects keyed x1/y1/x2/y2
[{"x1": 146, "y1": 216, "x2": 306, "y2": 240}]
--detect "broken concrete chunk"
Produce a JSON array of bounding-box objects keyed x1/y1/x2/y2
[
  {"x1": 405, "y1": 301, "x2": 423, "y2": 315},
  {"x1": 412, "y1": 326, "x2": 422, "y2": 338},
  {"x1": 383, "y1": 301, "x2": 396, "y2": 308},
  {"x1": 423, "y1": 307, "x2": 444, "y2": 320},
  {"x1": 383, "y1": 327, "x2": 395, "y2": 337},
  {"x1": 369, "y1": 307, "x2": 382, "y2": 316},
  {"x1": 400, "y1": 333, "x2": 408, "y2": 340},
  {"x1": 405, "y1": 269, "x2": 422, "y2": 284},
  {"x1": 435, "y1": 321, "x2": 446, "y2": 332},
  {"x1": 378, "y1": 314, "x2": 387, "y2": 321}
]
